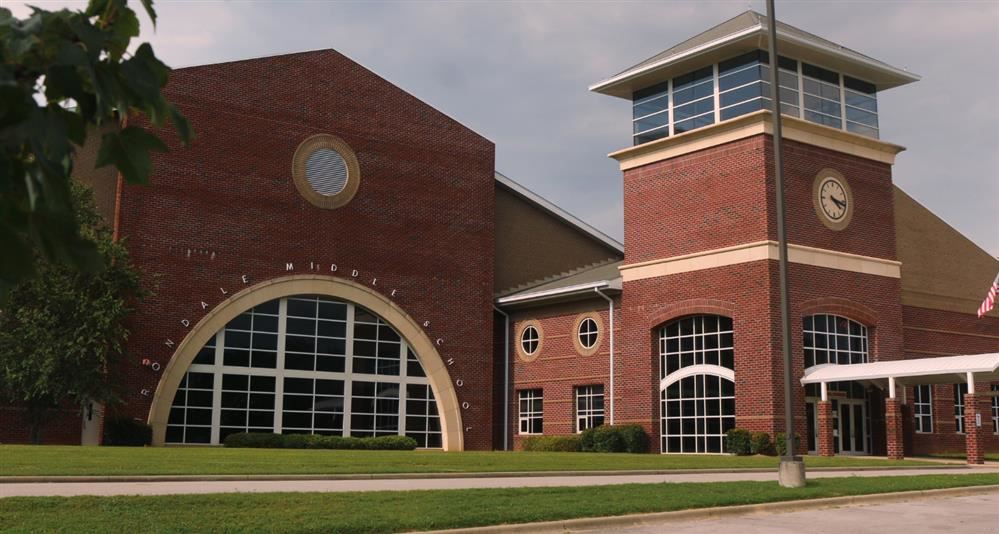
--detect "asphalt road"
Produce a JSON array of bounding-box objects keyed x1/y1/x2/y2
[
  {"x1": 602, "y1": 492, "x2": 999, "y2": 534},
  {"x1": 2, "y1": 466, "x2": 997, "y2": 497}
]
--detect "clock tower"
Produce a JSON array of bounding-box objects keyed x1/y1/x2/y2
[{"x1": 590, "y1": 11, "x2": 919, "y2": 454}]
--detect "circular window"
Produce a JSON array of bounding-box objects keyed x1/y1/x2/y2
[
  {"x1": 516, "y1": 320, "x2": 543, "y2": 362},
  {"x1": 578, "y1": 318, "x2": 598, "y2": 349},
  {"x1": 522, "y1": 326, "x2": 540, "y2": 354},
  {"x1": 573, "y1": 313, "x2": 603, "y2": 356},
  {"x1": 292, "y1": 134, "x2": 360, "y2": 209},
  {"x1": 305, "y1": 148, "x2": 348, "y2": 195}
]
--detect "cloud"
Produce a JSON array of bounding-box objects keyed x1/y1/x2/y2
[{"x1": 11, "y1": 0, "x2": 999, "y2": 255}]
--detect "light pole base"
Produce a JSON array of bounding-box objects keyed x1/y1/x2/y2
[{"x1": 778, "y1": 458, "x2": 806, "y2": 488}]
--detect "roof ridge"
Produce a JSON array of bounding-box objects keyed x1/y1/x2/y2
[{"x1": 495, "y1": 257, "x2": 621, "y2": 297}]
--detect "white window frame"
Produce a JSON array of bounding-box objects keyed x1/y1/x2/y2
[
  {"x1": 913, "y1": 384, "x2": 933, "y2": 434},
  {"x1": 992, "y1": 384, "x2": 998, "y2": 434},
  {"x1": 630, "y1": 52, "x2": 878, "y2": 147},
  {"x1": 166, "y1": 296, "x2": 441, "y2": 447},
  {"x1": 659, "y1": 315, "x2": 736, "y2": 454},
  {"x1": 575, "y1": 385, "x2": 605, "y2": 433},
  {"x1": 518, "y1": 389, "x2": 543, "y2": 435},
  {"x1": 803, "y1": 314, "x2": 869, "y2": 368},
  {"x1": 520, "y1": 325, "x2": 540, "y2": 356},
  {"x1": 577, "y1": 318, "x2": 599, "y2": 350},
  {"x1": 954, "y1": 383, "x2": 968, "y2": 434}
]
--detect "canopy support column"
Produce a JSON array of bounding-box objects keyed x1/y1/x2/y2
[
  {"x1": 816, "y1": 397, "x2": 835, "y2": 457},
  {"x1": 885, "y1": 394, "x2": 905, "y2": 460},
  {"x1": 964, "y1": 373, "x2": 986, "y2": 464}
]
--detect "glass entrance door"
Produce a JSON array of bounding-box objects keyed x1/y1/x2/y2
[{"x1": 838, "y1": 399, "x2": 867, "y2": 455}]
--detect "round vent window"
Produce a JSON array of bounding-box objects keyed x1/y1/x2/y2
[
  {"x1": 292, "y1": 134, "x2": 360, "y2": 209},
  {"x1": 305, "y1": 148, "x2": 349, "y2": 196}
]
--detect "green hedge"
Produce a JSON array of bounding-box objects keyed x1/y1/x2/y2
[
  {"x1": 103, "y1": 416, "x2": 152, "y2": 447},
  {"x1": 223, "y1": 432, "x2": 418, "y2": 450},
  {"x1": 725, "y1": 428, "x2": 752, "y2": 455},
  {"x1": 580, "y1": 424, "x2": 648, "y2": 453},
  {"x1": 521, "y1": 435, "x2": 582, "y2": 452},
  {"x1": 750, "y1": 431, "x2": 773, "y2": 455}
]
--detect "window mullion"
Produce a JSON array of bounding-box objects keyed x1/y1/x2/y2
[
  {"x1": 712, "y1": 62, "x2": 721, "y2": 125},
  {"x1": 273, "y1": 298, "x2": 288, "y2": 434},
  {"x1": 210, "y1": 330, "x2": 224, "y2": 444},
  {"x1": 342, "y1": 303, "x2": 355, "y2": 437},
  {"x1": 398, "y1": 340, "x2": 408, "y2": 437}
]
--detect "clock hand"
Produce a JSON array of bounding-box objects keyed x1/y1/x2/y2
[{"x1": 831, "y1": 197, "x2": 847, "y2": 209}]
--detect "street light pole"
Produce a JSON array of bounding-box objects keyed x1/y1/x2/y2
[{"x1": 766, "y1": 0, "x2": 806, "y2": 488}]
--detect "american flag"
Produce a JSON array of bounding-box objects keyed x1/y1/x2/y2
[{"x1": 979, "y1": 272, "x2": 999, "y2": 318}]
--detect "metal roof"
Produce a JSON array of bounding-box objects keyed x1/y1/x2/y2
[
  {"x1": 801, "y1": 353, "x2": 999, "y2": 386},
  {"x1": 496, "y1": 260, "x2": 622, "y2": 307},
  {"x1": 591, "y1": 10, "x2": 920, "y2": 99}
]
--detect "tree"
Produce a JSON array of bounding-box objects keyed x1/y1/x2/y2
[
  {"x1": 0, "y1": 182, "x2": 147, "y2": 443},
  {"x1": 0, "y1": 0, "x2": 191, "y2": 302}
]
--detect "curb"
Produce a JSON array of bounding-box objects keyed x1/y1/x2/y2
[
  {"x1": 419, "y1": 484, "x2": 999, "y2": 533},
  {"x1": 0, "y1": 464, "x2": 967, "y2": 484}
]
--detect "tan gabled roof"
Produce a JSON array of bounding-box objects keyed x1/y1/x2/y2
[
  {"x1": 494, "y1": 173, "x2": 623, "y2": 297},
  {"x1": 895, "y1": 186, "x2": 999, "y2": 317}
]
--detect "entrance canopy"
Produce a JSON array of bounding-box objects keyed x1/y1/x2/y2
[{"x1": 801, "y1": 353, "x2": 999, "y2": 388}]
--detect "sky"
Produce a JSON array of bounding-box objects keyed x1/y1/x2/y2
[{"x1": 13, "y1": 0, "x2": 999, "y2": 255}]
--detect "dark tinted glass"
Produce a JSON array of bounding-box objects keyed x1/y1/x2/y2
[
  {"x1": 802, "y1": 63, "x2": 839, "y2": 85},
  {"x1": 844, "y1": 76, "x2": 876, "y2": 94}
]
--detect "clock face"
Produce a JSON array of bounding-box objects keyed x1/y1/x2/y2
[
  {"x1": 818, "y1": 177, "x2": 848, "y2": 221},
  {"x1": 812, "y1": 170, "x2": 853, "y2": 231}
]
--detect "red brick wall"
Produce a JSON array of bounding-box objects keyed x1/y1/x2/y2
[
  {"x1": 623, "y1": 136, "x2": 770, "y2": 264},
  {"x1": 0, "y1": 50, "x2": 498, "y2": 447},
  {"x1": 903, "y1": 306, "x2": 999, "y2": 455},
  {"x1": 622, "y1": 135, "x2": 896, "y2": 266},
  {"x1": 508, "y1": 298, "x2": 618, "y2": 449},
  {"x1": 618, "y1": 132, "x2": 904, "y2": 453}
]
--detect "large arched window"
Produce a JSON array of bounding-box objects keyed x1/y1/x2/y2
[
  {"x1": 166, "y1": 295, "x2": 441, "y2": 448},
  {"x1": 803, "y1": 314, "x2": 868, "y2": 368},
  {"x1": 659, "y1": 315, "x2": 736, "y2": 454}
]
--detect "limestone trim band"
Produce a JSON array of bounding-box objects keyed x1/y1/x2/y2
[
  {"x1": 609, "y1": 110, "x2": 906, "y2": 170},
  {"x1": 620, "y1": 241, "x2": 901, "y2": 282},
  {"x1": 147, "y1": 275, "x2": 464, "y2": 451}
]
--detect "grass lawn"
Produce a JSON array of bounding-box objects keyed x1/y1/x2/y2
[
  {"x1": 1, "y1": 474, "x2": 996, "y2": 533},
  {"x1": 0, "y1": 446, "x2": 941, "y2": 477}
]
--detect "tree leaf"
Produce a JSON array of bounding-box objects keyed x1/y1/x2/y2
[
  {"x1": 138, "y1": 0, "x2": 156, "y2": 28},
  {"x1": 169, "y1": 104, "x2": 193, "y2": 146},
  {"x1": 95, "y1": 126, "x2": 168, "y2": 184}
]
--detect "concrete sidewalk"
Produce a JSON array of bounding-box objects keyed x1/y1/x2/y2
[{"x1": 2, "y1": 466, "x2": 997, "y2": 498}]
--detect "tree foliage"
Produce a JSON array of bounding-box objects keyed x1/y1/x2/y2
[
  {"x1": 0, "y1": 0, "x2": 191, "y2": 301},
  {"x1": 0, "y1": 183, "x2": 147, "y2": 443}
]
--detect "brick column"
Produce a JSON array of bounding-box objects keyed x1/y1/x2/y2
[
  {"x1": 964, "y1": 393, "x2": 987, "y2": 465},
  {"x1": 885, "y1": 397, "x2": 904, "y2": 460},
  {"x1": 817, "y1": 400, "x2": 835, "y2": 457}
]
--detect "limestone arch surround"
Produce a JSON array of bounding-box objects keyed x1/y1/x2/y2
[{"x1": 147, "y1": 274, "x2": 464, "y2": 450}]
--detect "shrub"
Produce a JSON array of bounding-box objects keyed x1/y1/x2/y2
[
  {"x1": 223, "y1": 432, "x2": 284, "y2": 448},
  {"x1": 750, "y1": 431, "x2": 773, "y2": 455},
  {"x1": 725, "y1": 428, "x2": 752, "y2": 455},
  {"x1": 521, "y1": 435, "x2": 582, "y2": 452},
  {"x1": 362, "y1": 435, "x2": 419, "y2": 450},
  {"x1": 102, "y1": 416, "x2": 152, "y2": 446},
  {"x1": 221, "y1": 432, "x2": 417, "y2": 450},
  {"x1": 775, "y1": 432, "x2": 802, "y2": 457},
  {"x1": 580, "y1": 424, "x2": 648, "y2": 453}
]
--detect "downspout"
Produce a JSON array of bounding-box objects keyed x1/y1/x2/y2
[
  {"x1": 594, "y1": 288, "x2": 615, "y2": 425},
  {"x1": 493, "y1": 306, "x2": 510, "y2": 450}
]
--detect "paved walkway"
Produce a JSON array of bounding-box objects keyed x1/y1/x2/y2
[
  {"x1": 3, "y1": 466, "x2": 997, "y2": 497},
  {"x1": 608, "y1": 492, "x2": 999, "y2": 533}
]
